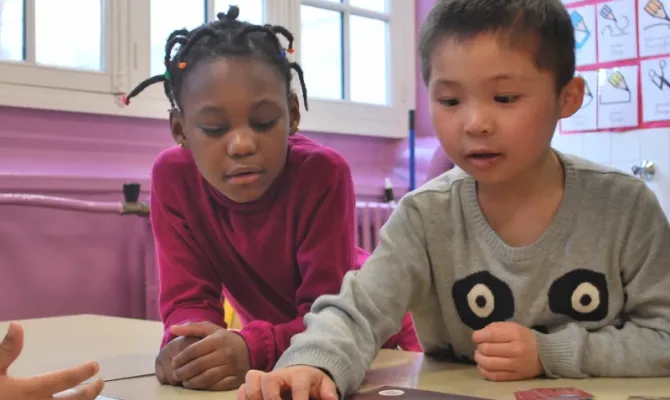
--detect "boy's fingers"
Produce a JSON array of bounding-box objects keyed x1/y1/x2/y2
[
  {"x1": 319, "y1": 376, "x2": 338, "y2": 400},
  {"x1": 261, "y1": 373, "x2": 286, "y2": 400},
  {"x1": 472, "y1": 322, "x2": 514, "y2": 344},
  {"x1": 476, "y1": 342, "x2": 518, "y2": 357},
  {"x1": 243, "y1": 370, "x2": 265, "y2": 400},
  {"x1": 0, "y1": 322, "x2": 24, "y2": 373}
]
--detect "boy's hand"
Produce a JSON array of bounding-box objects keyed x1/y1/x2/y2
[
  {"x1": 238, "y1": 367, "x2": 338, "y2": 400},
  {"x1": 0, "y1": 322, "x2": 104, "y2": 400},
  {"x1": 472, "y1": 321, "x2": 543, "y2": 381},
  {"x1": 155, "y1": 335, "x2": 200, "y2": 386},
  {"x1": 170, "y1": 321, "x2": 250, "y2": 391}
]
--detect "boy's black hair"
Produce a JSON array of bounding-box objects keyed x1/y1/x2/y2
[
  {"x1": 122, "y1": 5, "x2": 308, "y2": 111},
  {"x1": 419, "y1": 0, "x2": 575, "y2": 92}
]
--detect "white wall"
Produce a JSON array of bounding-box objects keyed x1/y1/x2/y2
[{"x1": 552, "y1": 128, "x2": 670, "y2": 217}]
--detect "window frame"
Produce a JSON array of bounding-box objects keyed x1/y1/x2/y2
[
  {"x1": 291, "y1": 0, "x2": 415, "y2": 139},
  {"x1": 0, "y1": 0, "x2": 415, "y2": 139},
  {"x1": 0, "y1": 0, "x2": 129, "y2": 110}
]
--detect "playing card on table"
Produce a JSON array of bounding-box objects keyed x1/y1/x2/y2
[
  {"x1": 513, "y1": 390, "x2": 546, "y2": 400},
  {"x1": 349, "y1": 386, "x2": 492, "y2": 400},
  {"x1": 514, "y1": 388, "x2": 594, "y2": 400},
  {"x1": 627, "y1": 397, "x2": 670, "y2": 399}
]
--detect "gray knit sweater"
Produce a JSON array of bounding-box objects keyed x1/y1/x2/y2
[{"x1": 275, "y1": 153, "x2": 670, "y2": 395}]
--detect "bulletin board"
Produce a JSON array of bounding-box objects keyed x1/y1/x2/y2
[{"x1": 559, "y1": 0, "x2": 670, "y2": 134}]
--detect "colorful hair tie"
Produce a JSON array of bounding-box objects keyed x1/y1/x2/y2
[
  {"x1": 287, "y1": 47, "x2": 295, "y2": 54},
  {"x1": 121, "y1": 94, "x2": 129, "y2": 106},
  {"x1": 281, "y1": 49, "x2": 287, "y2": 58},
  {"x1": 164, "y1": 70, "x2": 171, "y2": 81},
  {"x1": 178, "y1": 62, "x2": 187, "y2": 69}
]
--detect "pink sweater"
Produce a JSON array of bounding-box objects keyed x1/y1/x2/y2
[{"x1": 150, "y1": 134, "x2": 420, "y2": 371}]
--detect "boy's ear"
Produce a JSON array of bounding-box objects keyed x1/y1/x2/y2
[
  {"x1": 558, "y1": 76, "x2": 585, "y2": 119},
  {"x1": 288, "y1": 92, "x2": 301, "y2": 136},
  {"x1": 169, "y1": 108, "x2": 188, "y2": 147}
]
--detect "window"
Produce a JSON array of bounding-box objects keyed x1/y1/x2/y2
[
  {"x1": 0, "y1": 0, "x2": 414, "y2": 139},
  {"x1": 301, "y1": 0, "x2": 388, "y2": 105},
  {"x1": 293, "y1": 0, "x2": 414, "y2": 138},
  {"x1": 0, "y1": 0, "x2": 122, "y2": 104},
  {"x1": 133, "y1": 0, "x2": 266, "y2": 113},
  {"x1": 149, "y1": 0, "x2": 265, "y2": 77}
]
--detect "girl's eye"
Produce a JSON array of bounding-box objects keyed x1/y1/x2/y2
[
  {"x1": 438, "y1": 98, "x2": 460, "y2": 107},
  {"x1": 494, "y1": 95, "x2": 520, "y2": 104},
  {"x1": 200, "y1": 126, "x2": 228, "y2": 136},
  {"x1": 253, "y1": 119, "x2": 278, "y2": 131}
]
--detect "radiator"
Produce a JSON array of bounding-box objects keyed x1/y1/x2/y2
[{"x1": 355, "y1": 201, "x2": 395, "y2": 253}]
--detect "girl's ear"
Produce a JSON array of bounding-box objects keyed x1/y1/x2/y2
[
  {"x1": 169, "y1": 108, "x2": 189, "y2": 147},
  {"x1": 288, "y1": 92, "x2": 301, "y2": 135}
]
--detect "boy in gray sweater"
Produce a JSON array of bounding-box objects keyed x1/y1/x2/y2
[{"x1": 238, "y1": 0, "x2": 670, "y2": 398}]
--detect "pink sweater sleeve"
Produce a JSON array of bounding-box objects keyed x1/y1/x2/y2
[{"x1": 151, "y1": 167, "x2": 226, "y2": 347}]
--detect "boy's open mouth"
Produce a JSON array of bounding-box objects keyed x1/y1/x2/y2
[{"x1": 467, "y1": 152, "x2": 501, "y2": 159}]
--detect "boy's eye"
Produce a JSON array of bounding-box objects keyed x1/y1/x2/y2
[
  {"x1": 494, "y1": 95, "x2": 520, "y2": 104},
  {"x1": 438, "y1": 98, "x2": 460, "y2": 107},
  {"x1": 252, "y1": 119, "x2": 278, "y2": 131}
]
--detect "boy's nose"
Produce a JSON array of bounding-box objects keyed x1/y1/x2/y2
[{"x1": 463, "y1": 105, "x2": 493, "y2": 137}]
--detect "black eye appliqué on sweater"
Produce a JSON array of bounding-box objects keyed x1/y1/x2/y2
[
  {"x1": 548, "y1": 269, "x2": 609, "y2": 321},
  {"x1": 452, "y1": 271, "x2": 515, "y2": 330}
]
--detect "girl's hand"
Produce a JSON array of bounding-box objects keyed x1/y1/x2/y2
[{"x1": 170, "y1": 321, "x2": 251, "y2": 391}]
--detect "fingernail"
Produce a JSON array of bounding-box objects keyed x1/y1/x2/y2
[{"x1": 4, "y1": 322, "x2": 15, "y2": 339}]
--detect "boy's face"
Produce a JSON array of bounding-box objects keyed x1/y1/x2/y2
[
  {"x1": 170, "y1": 57, "x2": 300, "y2": 203},
  {"x1": 427, "y1": 33, "x2": 583, "y2": 185}
]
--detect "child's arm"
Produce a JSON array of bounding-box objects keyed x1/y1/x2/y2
[
  {"x1": 536, "y1": 186, "x2": 670, "y2": 378},
  {"x1": 234, "y1": 155, "x2": 393, "y2": 371},
  {"x1": 271, "y1": 195, "x2": 432, "y2": 395},
  {"x1": 151, "y1": 181, "x2": 226, "y2": 347}
]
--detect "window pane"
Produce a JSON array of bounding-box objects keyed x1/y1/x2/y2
[
  {"x1": 215, "y1": 0, "x2": 264, "y2": 25},
  {"x1": 301, "y1": 5, "x2": 343, "y2": 100},
  {"x1": 349, "y1": 0, "x2": 386, "y2": 13},
  {"x1": 35, "y1": 0, "x2": 103, "y2": 70},
  {"x1": 150, "y1": 0, "x2": 205, "y2": 76},
  {"x1": 350, "y1": 16, "x2": 387, "y2": 105},
  {"x1": 0, "y1": 0, "x2": 23, "y2": 61}
]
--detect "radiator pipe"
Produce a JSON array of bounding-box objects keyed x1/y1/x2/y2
[{"x1": 0, "y1": 183, "x2": 149, "y2": 216}]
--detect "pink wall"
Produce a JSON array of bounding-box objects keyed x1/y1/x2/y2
[{"x1": 0, "y1": 0, "x2": 441, "y2": 201}]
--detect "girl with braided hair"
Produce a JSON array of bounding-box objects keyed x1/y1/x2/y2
[{"x1": 123, "y1": 6, "x2": 420, "y2": 392}]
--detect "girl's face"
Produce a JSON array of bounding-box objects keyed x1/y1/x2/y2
[{"x1": 170, "y1": 57, "x2": 300, "y2": 203}]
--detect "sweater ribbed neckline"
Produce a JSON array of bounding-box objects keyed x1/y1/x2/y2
[{"x1": 462, "y1": 151, "x2": 580, "y2": 262}]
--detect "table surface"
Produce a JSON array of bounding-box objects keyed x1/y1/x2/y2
[
  {"x1": 3, "y1": 315, "x2": 668, "y2": 400},
  {"x1": 1, "y1": 314, "x2": 159, "y2": 381}
]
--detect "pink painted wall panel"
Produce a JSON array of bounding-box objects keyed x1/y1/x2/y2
[{"x1": 0, "y1": 196, "x2": 155, "y2": 321}]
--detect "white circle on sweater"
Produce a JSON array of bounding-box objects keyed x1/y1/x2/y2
[
  {"x1": 467, "y1": 283, "x2": 495, "y2": 318},
  {"x1": 570, "y1": 282, "x2": 600, "y2": 313}
]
